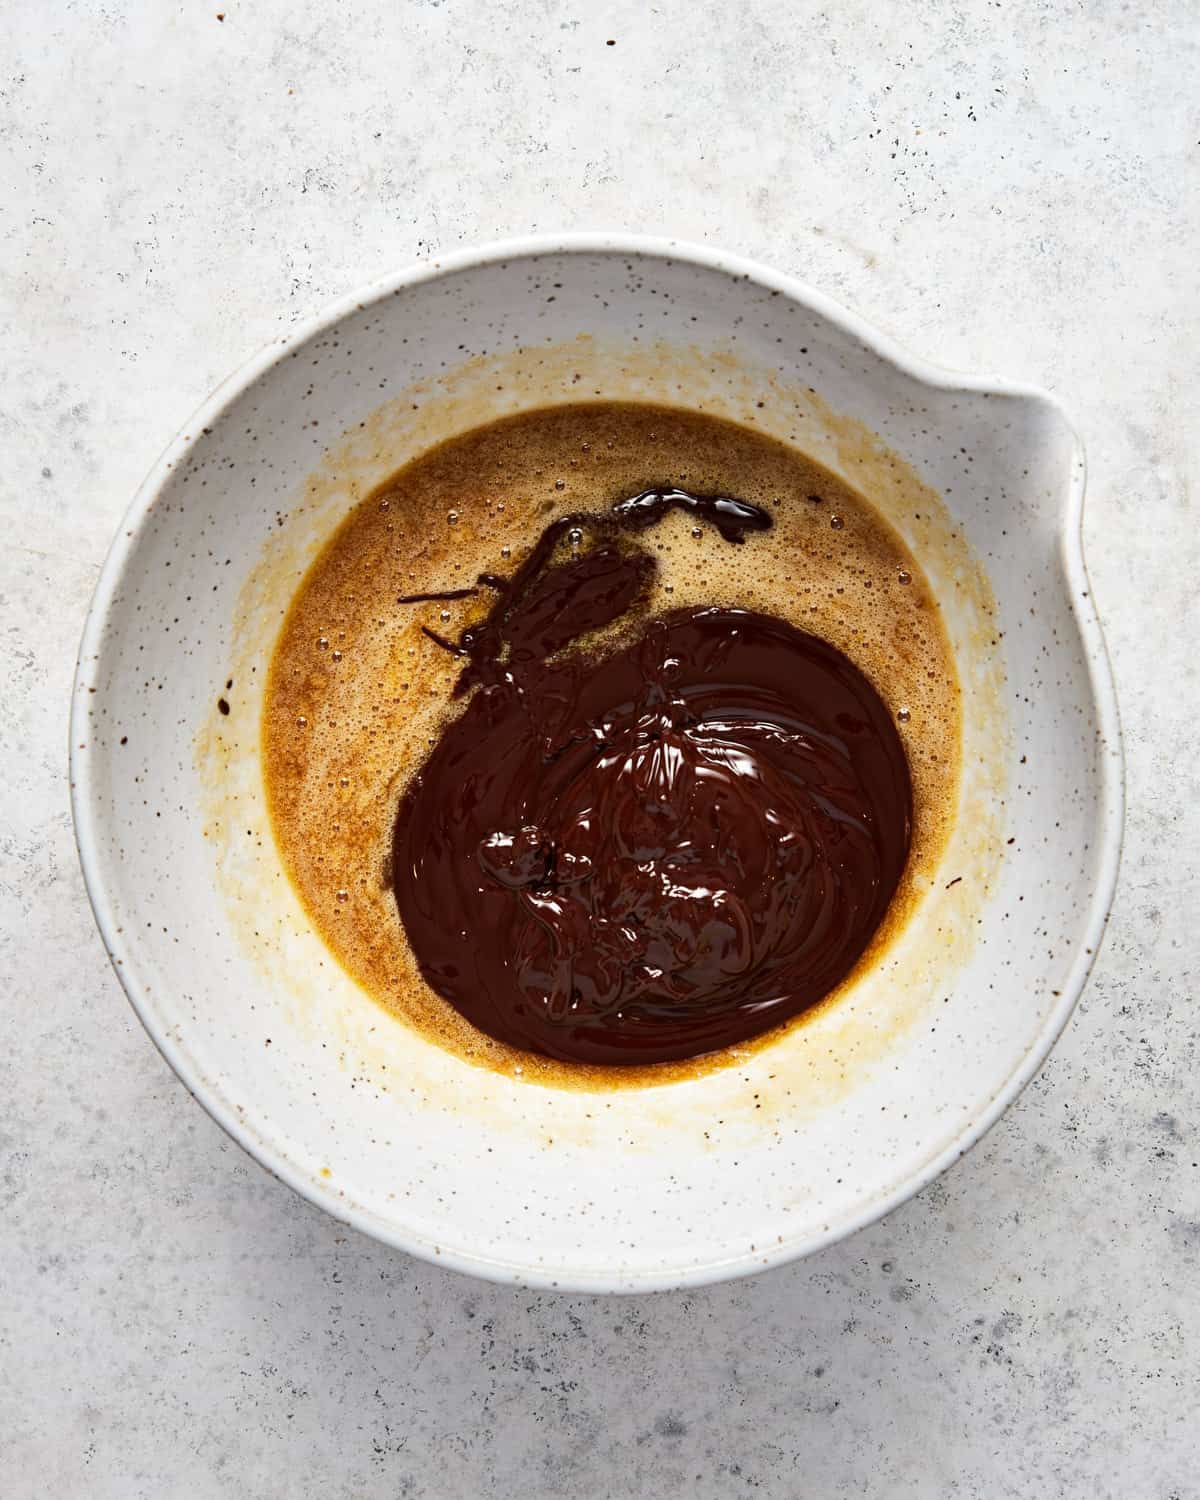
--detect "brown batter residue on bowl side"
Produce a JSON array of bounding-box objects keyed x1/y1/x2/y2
[{"x1": 262, "y1": 402, "x2": 962, "y2": 1086}]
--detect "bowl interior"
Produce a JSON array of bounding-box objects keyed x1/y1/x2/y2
[{"x1": 72, "y1": 244, "x2": 1120, "y2": 1289}]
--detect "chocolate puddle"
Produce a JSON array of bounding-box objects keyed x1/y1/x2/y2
[{"x1": 392, "y1": 490, "x2": 911, "y2": 1065}]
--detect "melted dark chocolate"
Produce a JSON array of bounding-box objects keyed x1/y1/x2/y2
[{"x1": 392, "y1": 489, "x2": 912, "y2": 1066}]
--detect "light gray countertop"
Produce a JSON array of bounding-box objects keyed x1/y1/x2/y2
[{"x1": 2, "y1": 2, "x2": 1196, "y2": 1495}]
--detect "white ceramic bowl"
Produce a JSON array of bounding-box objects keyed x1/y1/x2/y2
[{"x1": 71, "y1": 236, "x2": 1123, "y2": 1291}]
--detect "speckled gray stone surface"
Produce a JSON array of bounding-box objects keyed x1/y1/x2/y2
[{"x1": 1, "y1": 1, "x2": 1196, "y2": 1495}]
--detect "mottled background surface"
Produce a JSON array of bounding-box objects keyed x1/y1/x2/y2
[{"x1": 1, "y1": 2, "x2": 1196, "y2": 1495}]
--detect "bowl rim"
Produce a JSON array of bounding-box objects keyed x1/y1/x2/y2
[{"x1": 69, "y1": 232, "x2": 1126, "y2": 1292}]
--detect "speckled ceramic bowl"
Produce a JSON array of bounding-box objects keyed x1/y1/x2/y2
[{"x1": 70, "y1": 235, "x2": 1123, "y2": 1291}]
